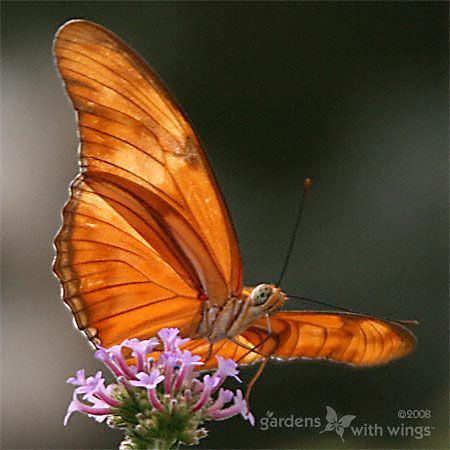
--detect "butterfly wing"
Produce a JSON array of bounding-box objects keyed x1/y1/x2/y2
[
  {"x1": 173, "y1": 310, "x2": 416, "y2": 369},
  {"x1": 53, "y1": 20, "x2": 242, "y2": 347},
  {"x1": 240, "y1": 311, "x2": 416, "y2": 366},
  {"x1": 181, "y1": 336, "x2": 265, "y2": 369},
  {"x1": 54, "y1": 19, "x2": 242, "y2": 305},
  {"x1": 54, "y1": 175, "x2": 205, "y2": 347}
]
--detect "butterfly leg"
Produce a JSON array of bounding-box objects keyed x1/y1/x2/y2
[
  {"x1": 233, "y1": 313, "x2": 272, "y2": 364},
  {"x1": 201, "y1": 300, "x2": 212, "y2": 335},
  {"x1": 229, "y1": 314, "x2": 273, "y2": 408},
  {"x1": 228, "y1": 337, "x2": 271, "y2": 408},
  {"x1": 245, "y1": 355, "x2": 270, "y2": 408},
  {"x1": 244, "y1": 314, "x2": 274, "y2": 407},
  {"x1": 206, "y1": 342, "x2": 214, "y2": 361}
]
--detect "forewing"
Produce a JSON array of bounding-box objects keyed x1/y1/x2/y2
[
  {"x1": 242, "y1": 311, "x2": 416, "y2": 366},
  {"x1": 53, "y1": 20, "x2": 242, "y2": 303}
]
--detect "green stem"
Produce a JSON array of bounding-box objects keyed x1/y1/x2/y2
[{"x1": 152, "y1": 438, "x2": 177, "y2": 450}]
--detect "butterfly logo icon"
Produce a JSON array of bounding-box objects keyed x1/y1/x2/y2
[{"x1": 320, "y1": 406, "x2": 356, "y2": 442}]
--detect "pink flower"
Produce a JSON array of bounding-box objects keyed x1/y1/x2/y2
[
  {"x1": 158, "y1": 328, "x2": 189, "y2": 352},
  {"x1": 123, "y1": 338, "x2": 159, "y2": 372},
  {"x1": 64, "y1": 392, "x2": 111, "y2": 425},
  {"x1": 216, "y1": 356, "x2": 242, "y2": 383},
  {"x1": 210, "y1": 390, "x2": 255, "y2": 425},
  {"x1": 64, "y1": 328, "x2": 254, "y2": 448},
  {"x1": 129, "y1": 370, "x2": 164, "y2": 390},
  {"x1": 67, "y1": 370, "x2": 104, "y2": 399}
]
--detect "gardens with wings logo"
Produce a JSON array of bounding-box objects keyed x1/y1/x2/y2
[{"x1": 258, "y1": 405, "x2": 435, "y2": 441}]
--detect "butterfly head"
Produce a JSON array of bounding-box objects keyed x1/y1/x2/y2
[{"x1": 249, "y1": 283, "x2": 287, "y2": 315}]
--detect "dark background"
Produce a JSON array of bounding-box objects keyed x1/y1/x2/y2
[{"x1": 2, "y1": 2, "x2": 448, "y2": 449}]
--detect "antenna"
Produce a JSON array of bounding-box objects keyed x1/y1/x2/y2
[
  {"x1": 277, "y1": 178, "x2": 311, "y2": 286},
  {"x1": 288, "y1": 294, "x2": 418, "y2": 326},
  {"x1": 288, "y1": 294, "x2": 357, "y2": 314}
]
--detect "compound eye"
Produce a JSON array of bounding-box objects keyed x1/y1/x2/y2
[{"x1": 251, "y1": 284, "x2": 273, "y2": 306}]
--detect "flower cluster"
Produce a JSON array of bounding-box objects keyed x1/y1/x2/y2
[{"x1": 65, "y1": 328, "x2": 254, "y2": 449}]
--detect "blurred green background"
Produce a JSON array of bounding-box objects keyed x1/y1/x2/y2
[{"x1": 2, "y1": 2, "x2": 448, "y2": 449}]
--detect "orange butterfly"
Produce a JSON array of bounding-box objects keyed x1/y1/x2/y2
[{"x1": 53, "y1": 20, "x2": 416, "y2": 382}]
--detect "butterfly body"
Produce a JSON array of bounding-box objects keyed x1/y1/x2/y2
[
  {"x1": 53, "y1": 20, "x2": 416, "y2": 370},
  {"x1": 196, "y1": 284, "x2": 287, "y2": 343}
]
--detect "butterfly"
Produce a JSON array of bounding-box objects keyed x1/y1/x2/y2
[{"x1": 53, "y1": 20, "x2": 416, "y2": 380}]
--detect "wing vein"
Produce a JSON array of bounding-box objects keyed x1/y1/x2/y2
[
  {"x1": 60, "y1": 63, "x2": 183, "y2": 144},
  {"x1": 91, "y1": 294, "x2": 180, "y2": 326},
  {"x1": 57, "y1": 49, "x2": 181, "y2": 131},
  {"x1": 57, "y1": 35, "x2": 186, "y2": 132}
]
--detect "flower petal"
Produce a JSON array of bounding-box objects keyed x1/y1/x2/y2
[
  {"x1": 129, "y1": 370, "x2": 164, "y2": 390},
  {"x1": 67, "y1": 369, "x2": 86, "y2": 386},
  {"x1": 64, "y1": 393, "x2": 111, "y2": 425},
  {"x1": 191, "y1": 375, "x2": 220, "y2": 412},
  {"x1": 207, "y1": 388, "x2": 234, "y2": 414},
  {"x1": 215, "y1": 356, "x2": 241, "y2": 382},
  {"x1": 209, "y1": 389, "x2": 253, "y2": 423}
]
